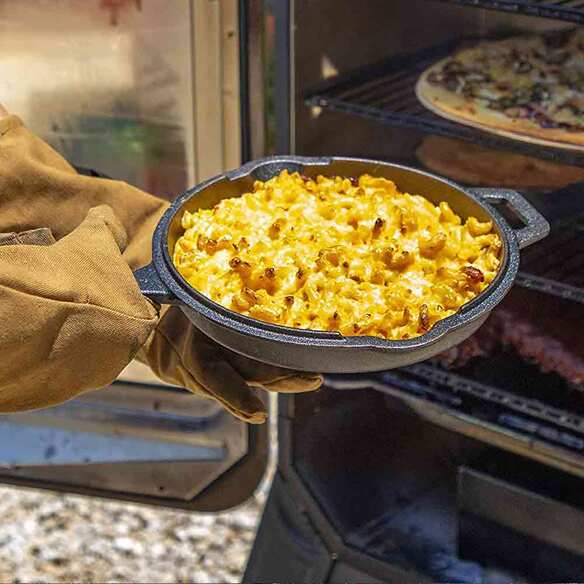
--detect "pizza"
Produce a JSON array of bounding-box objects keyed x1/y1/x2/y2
[
  {"x1": 416, "y1": 135, "x2": 584, "y2": 190},
  {"x1": 416, "y1": 29, "x2": 584, "y2": 149}
]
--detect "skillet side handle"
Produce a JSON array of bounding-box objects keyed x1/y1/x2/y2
[
  {"x1": 471, "y1": 188, "x2": 550, "y2": 249},
  {"x1": 225, "y1": 156, "x2": 333, "y2": 181},
  {"x1": 134, "y1": 263, "x2": 177, "y2": 305}
]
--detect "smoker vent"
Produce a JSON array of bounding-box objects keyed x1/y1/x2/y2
[
  {"x1": 435, "y1": 0, "x2": 584, "y2": 24},
  {"x1": 305, "y1": 40, "x2": 584, "y2": 167}
]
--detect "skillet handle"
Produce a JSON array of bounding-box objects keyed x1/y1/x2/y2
[
  {"x1": 134, "y1": 263, "x2": 177, "y2": 304},
  {"x1": 471, "y1": 188, "x2": 550, "y2": 249}
]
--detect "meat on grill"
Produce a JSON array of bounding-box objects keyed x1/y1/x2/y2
[
  {"x1": 436, "y1": 320, "x2": 500, "y2": 368},
  {"x1": 436, "y1": 287, "x2": 584, "y2": 386}
]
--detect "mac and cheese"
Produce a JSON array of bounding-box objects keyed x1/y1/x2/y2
[{"x1": 173, "y1": 171, "x2": 501, "y2": 339}]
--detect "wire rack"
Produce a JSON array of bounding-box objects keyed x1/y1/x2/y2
[
  {"x1": 518, "y1": 224, "x2": 584, "y2": 303},
  {"x1": 435, "y1": 0, "x2": 584, "y2": 24},
  {"x1": 326, "y1": 352, "x2": 584, "y2": 462},
  {"x1": 305, "y1": 40, "x2": 584, "y2": 167},
  {"x1": 517, "y1": 186, "x2": 584, "y2": 303}
]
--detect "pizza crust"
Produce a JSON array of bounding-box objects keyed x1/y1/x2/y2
[
  {"x1": 415, "y1": 135, "x2": 584, "y2": 190},
  {"x1": 416, "y1": 53, "x2": 584, "y2": 150}
]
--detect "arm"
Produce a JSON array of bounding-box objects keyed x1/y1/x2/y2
[{"x1": 0, "y1": 105, "x2": 321, "y2": 422}]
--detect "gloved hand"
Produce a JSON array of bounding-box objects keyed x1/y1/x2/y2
[
  {"x1": 140, "y1": 307, "x2": 321, "y2": 423},
  {"x1": 0, "y1": 205, "x2": 159, "y2": 411},
  {"x1": 0, "y1": 111, "x2": 322, "y2": 422}
]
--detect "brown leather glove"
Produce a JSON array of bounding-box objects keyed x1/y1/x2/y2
[
  {"x1": 140, "y1": 307, "x2": 321, "y2": 423},
  {"x1": 0, "y1": 115, "x2": 165, "y2": 270},
  {"x1": 0, "y1": 113, "x2": 322, "y2": 422},
  {"x1": 0, "y1": 206, "x2": 159, "y2": 411}
]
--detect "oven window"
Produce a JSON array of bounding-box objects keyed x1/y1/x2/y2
[{"x1": 0, "y1": 0, "x2": 194, "y2": 200}]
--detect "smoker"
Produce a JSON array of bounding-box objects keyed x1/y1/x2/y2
[
  {"x1": 244, "y1": 2, "x2": 584, "y2": 582},
  {"x1": 0, "y1": 1, "x2": 583, "y2": 582}
]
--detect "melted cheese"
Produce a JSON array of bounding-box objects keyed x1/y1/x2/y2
[{"x1": 173, "y1": 171, "x2": 502, "y2": 340}]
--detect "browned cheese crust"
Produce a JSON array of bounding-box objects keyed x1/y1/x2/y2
[{"x1": 416, "y1": 30, "x2": 584, "y2": 150}]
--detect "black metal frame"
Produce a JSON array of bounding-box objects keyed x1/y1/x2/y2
[
  {"x1": 239, "y1": 0, "x2": 252, "y2": 164},
  {"x1": 274, "y1": 0, "x2": 293, "y2": 154}
]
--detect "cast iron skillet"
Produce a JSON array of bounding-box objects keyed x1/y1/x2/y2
[{"x1": 135, "y1": 156, "x2": 549, "y2": 373}]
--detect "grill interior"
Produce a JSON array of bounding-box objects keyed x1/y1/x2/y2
[
  {"x1": 435, "y1": 0, "x2": 584, "y2": 23},
  {"x1": 325, "y1": 194, "x2": 584, "y2": 469},
  {"x1": 299, "y1": 0, "x2": 584, "y2": 473},
  {"x1": 305, "y1": 40, "x2": 584, "y2": 167},
  {"x1": 308, "y1": 23, "x2": 584, "y2": 456}
]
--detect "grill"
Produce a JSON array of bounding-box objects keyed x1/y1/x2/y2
[
  {"x1": 245, "y1": 2, "x2": 584, "y2": 582},
  {"x1": 437, "y1": 0, "x2": 584, "y2": 24},
  {"x1": 323, "y1": 192, "x2": 584, "y2": 476},
  {"x1": 305, "y1": 40, "x2": 584, "y2": 167}
]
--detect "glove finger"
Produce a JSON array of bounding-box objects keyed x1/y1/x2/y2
[
  {"x1": 197, "y1": 359, "x2": 267, "y2": 424},
  {"x1": 224, "y1": 349, "x2": 322, "y2": 389},
  {"x1": 224, "y1": 350, "x2": 323, "y2": 393},
  {"x1": 250, "y1": 373, "x2": 323, "y2": 393},
  {"x1": 66, "y1": 204, "x2": 128, "y2": 252}
]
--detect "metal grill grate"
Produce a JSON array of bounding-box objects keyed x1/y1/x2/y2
[
  {"x1": 403, "y1": 362, "x2": 584, "y2": 435},
  {"x1": 326, "y1": 350, "x2": 584, "y2": 460},
  {"x1": 518, "y1": 214, "x2": 584, "y2": 303},
  {"x1": 305, "y1": 40, "x2": 584, "y2": 167},
  {"x1": 435, "y1": 0, "x2": 584, "y2": 24}
]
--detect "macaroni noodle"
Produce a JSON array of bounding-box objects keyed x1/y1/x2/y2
[{"x1": 173, "y1": 171, "x2": 501, "y2": 339}]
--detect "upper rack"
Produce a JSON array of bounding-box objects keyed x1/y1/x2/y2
[
  {"x1": 305, "y1": 39, "x2": 584, "y2": 167},
  {"x1": 435, "y1": 0, "x2": 584, "y2": 24}
]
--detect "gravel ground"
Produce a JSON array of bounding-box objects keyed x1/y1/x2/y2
[
  {"x1": 0, "y1": 392, "x2": 277, "y2": 582},
  {"x1": 0, "y1": 484, "x2": 265, "y2": 583}
]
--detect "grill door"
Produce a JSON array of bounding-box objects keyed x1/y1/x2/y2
[
  {"x1": 0, "y1": 0, "x2": 268, "y2": 511},
  {"x1": 0, "y1": 379, "x2": 269, "y2": 511}
]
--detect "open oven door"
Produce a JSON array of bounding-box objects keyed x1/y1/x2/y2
[
  {"x1": 0, "y1": 361, "x2": 269, "y2": 512},
  {"x1": 0, "y1": 0, "x2": 269, "y2": 512}
]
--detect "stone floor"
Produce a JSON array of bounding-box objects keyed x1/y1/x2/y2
[{"x1": 0, "y1": 484, "x2": 264, "y2": 583}]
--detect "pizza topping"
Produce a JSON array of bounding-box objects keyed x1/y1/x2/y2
[
  {"x1": 515, "y1": 60, "x2": 532, "y2": 74},
  {"x1": 425, "y1": 29, "x2": 584, "y2": 132},
  {"x1": 543, "y1": 28, "x2": 573, "y2": 50},
  {"x1": 504, "y1": 106, "x2": 531, "y2": 119}
]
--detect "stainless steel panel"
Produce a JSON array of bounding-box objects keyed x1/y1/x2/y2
[
  {"x1": 0, "y1": 0, "x2": 194, "y2": 199},
  {"x1": 0, "y1": 382, "x2": 247, "y2": 501}
]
